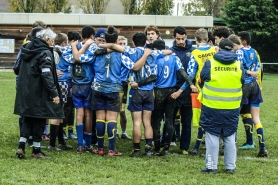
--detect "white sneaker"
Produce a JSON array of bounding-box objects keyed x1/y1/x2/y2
[{"x1": 170, "y1": 142, "x2": 176, "y2": 146}]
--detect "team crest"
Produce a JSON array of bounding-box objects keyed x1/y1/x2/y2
[
  {"x1": 186, "y1": 52, "x2": 191, "y2": 57},
  {"x1": 106, "y1": 54, "x2": 110, "y2": 58}
]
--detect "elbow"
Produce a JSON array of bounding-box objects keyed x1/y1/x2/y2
[{"x1": 132, "y1": 67, "x2": 139, "y2": 72}]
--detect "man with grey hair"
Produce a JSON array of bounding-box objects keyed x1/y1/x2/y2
[{"x1": 14, "y1": 28, "x2": 64, "y2": 159}]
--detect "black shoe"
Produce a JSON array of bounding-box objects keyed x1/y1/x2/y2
[
  {"x1": 226, "y1": 169, "x2": 235, "y2": 174},
  {"x1": 57, "y1": 144, "x2": 73, "y2": 150},
  {"x1": 152, "y1": 150, "x2": 161, "y2": 156},
  {"x1": 257, "y1": 148, "x2": 268, "y2": 157},
  {"x1": 189, "y1": 148, "x2": 198, "y2": 156},
  {"x1": 160, "y1": 149, "x2": 170, "y2": 156},
  {"x1": 121, "y1": 133, "x2": 132, "y2": 140},
  {"x1": 201, "y1": 168, "x2": 217, "y2": 173},
  {"x1": 31, "y1": 151, "x2": 50, "y2": 159},
  {"x1": 130, "y1": 150, "x2": 141, "y2": 157},
  {"x1": 16, "y1": 149, "x2": 25, "y2": 159}
]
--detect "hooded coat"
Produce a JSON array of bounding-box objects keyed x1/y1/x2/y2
[
  {"x1": 14, "y1": 37, "x2": 64, "y2": 119},
  {"x1": 199, "y1": 50, "x2": 245, "y2": 137},
  {"x1": 170, "y1": 40, "x2": 195, "y2": 107}
]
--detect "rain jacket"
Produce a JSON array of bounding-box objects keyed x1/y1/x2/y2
[{"x1": 14, "y1": 37, "x2": 64, "y2": 119}]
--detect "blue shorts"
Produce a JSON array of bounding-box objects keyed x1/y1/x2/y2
[
  {"x1": 58, "y1": 81, "x2": 69, "y2": 104},
  {"x1": 241, "y1": 80, "x2": 263, "y2": 105},
  {"x1": 128, "y1": 89, "x2": 154, "y2": 112},
  {"x1": 91, "y1": 90, "x2": 120, "y2": 112},
  {"x1": 72, "y1": 84, "x2": 92, "y2": 109}
]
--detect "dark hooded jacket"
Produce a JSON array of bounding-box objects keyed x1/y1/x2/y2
[
  {"x1": 170, "y1": 40, "x2": 195, "y2": 107},
  {"x1": 199, "y1": 50, "x2": 245, "y2": 137},
  {"x1": 14, "y1": 37, "x2": 64, "y2": 119}
]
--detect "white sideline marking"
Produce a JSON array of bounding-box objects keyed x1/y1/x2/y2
[{"x1": 237, "y1": 156, "x2": 278, "y2": 162}]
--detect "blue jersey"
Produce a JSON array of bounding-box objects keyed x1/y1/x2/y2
[
  {"x1": 93, "y1": 51, "x2": 134, "y2": 93},
  {"x1": 62, "y1": 42, "x2": 98, "y2": 85},
  {"x1": 55, "y1": 45, "x2": 74, "y2": 83},
  {"x1": 156, "y1": 53, "x2": 183, "y2": 88},
  {"x1": 238, "y1": 46, "x2": 260, "y2": 84},
  {"x1": 124, "y1": 47, "x2": 164, "y2": 90},
  {"x1": 120, "y1": 66, "x2": 130, "y2": 83}
]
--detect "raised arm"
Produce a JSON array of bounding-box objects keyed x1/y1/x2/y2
[
  {"x1": 98, "y1": 43, "x2": 124, "y2": 53},
  {"x1": 71, "y1": 41, "x2": 80, "y2": 62},
  {"x1": 78, "y1": 39, "x2": 94, "y2": 54},
  {"x1": 132, "y1": 48, "x2": 152, "y2": 71}
]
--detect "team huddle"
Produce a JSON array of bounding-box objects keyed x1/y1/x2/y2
[{"x1": 13, "y1": 21, "x2": 267, "y2": 174}]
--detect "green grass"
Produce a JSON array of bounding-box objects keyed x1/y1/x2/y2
[{"x1": 1, "y1": 71, "x2": 278, "y2": 185}]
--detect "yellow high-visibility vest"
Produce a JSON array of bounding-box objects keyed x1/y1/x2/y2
[
  {"x1": 199, "y1": 59, "x2": 242, "y2": 109},
  {"x1": 192, "y1": 47, "x2": 216, "y2": 91}
]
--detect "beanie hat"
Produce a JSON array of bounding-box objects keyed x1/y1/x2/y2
[{"x1": 219, "y1": 38, "x2": 234, "y2": 51}]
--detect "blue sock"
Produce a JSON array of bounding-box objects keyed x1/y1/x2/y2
[
  {"x1": 255, "y1": 123, "x2": 265, "y2": 148},
  {"x1": 107, "y1": 121, "x2": 117, "y2": 151},
  {"x1": 96, "y1": 119, "x2": 106, "y2": 149},
  {"x1": 84, "y1": 132, "x2": 92, "y2": 149},
  {"x1": 194, "y1": 127, "x2": 204, "y2": 150},
  {"x1": 76, "y1": 124, "x2": 84, "y2": 147},
  {"x1": 243, "y1": 118, "x2": 254, "y2": 145}
]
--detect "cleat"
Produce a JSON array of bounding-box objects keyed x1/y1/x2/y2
[
  {"x1": 16, "y1": 149, "x2": 25, "y2": 159},
  {"x1": 201, "y1": 168, "x2": 217, "y2": 173},
  {"x1": 160, "y1": 149, "x2": 170, "y2": 156},
  {"x1": 68, "y1": 133, "x2": 77, "y2": 139},
  {"x1": 31, "y1": 152, "x2": 50, "y2": 159},
  {"x1": 93, "y1": 148, "x2": 105, "y2": 156},
  {"x1": 84, "y1": 146, "x2": 93, "y2": 153},
  {"x1": 57, "y1": 144, "x2": 73, "y2": 150},
  {"x1": 121, "y1": 133, "x2": 132, "y2": 140},
  {"x1": 226, "y1": 169, "x2": 235, "y2": 174},
  {"x1": 257, "y1": 148, "x2": 268, "y2": 157},
  {"x1": 142, "y1": 151, "x2": 153, "y2": 157},
  {"x1": 181, "y1": 150, "x2": 188, "y2": 155},
  {"x1": 152, "y1": 150, "x2": 161, "y2": 156},
  {"x1": 47, "y1": 146, "x2": 62, "y2": 151},
  {"x1": 42, "y1": 134, "x2": 50, "y2": 141},
  {"x1": 63, "y1": 132, "x2": 68, "y2": 140},
  {"x1": 76, "y1": 146, "x2": 83, "y2": 154},
  {"x1": 189, "y1": 148, "x2": 198, "y2": 156},
  {"x1": 108, "y1": 150, "x2": 122, "y2": 156},
  {"x1": 170, "y1": 142, "x2": 176, "y2": 146},
  {"x1": 130, "y1": 150, "x2": 141, "y2": 157},
  {"x1": 238, "y1": 142, "x2": 255, "y2": 150}
]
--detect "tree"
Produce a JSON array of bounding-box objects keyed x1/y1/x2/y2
[
  {"x1": 120, "y1": 0, "x2": 144, "y2": 14},
  {"x1": 78, "y1": 0, "x2": 110, "y2": 14},
  {"x1": 223, "y1": 0, "x2": 278, "y2": 67},
  {"x1": 8, "y1": 0, "x2": 38, "y2": 13},
  {"x1": 143, "y1": 0, "x2": 174, "y2": 15},
  {"x1": 182, "y1": 0, "x2": 226, "y2": 17},
  {"x1": 8, "y1": 0, "x2": 71, "y2": 13}
]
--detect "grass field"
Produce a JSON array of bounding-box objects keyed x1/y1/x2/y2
[{"x1": 0, "y1": 71, "x2": 278, "y2": 185}]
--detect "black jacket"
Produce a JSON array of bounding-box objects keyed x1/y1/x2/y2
[
  {"x1": 14, "y1": 37, "x2": 64, "y2": 119},
  {"x1": 170, "y1": 40, "x2": 195, "y2": 107}
]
